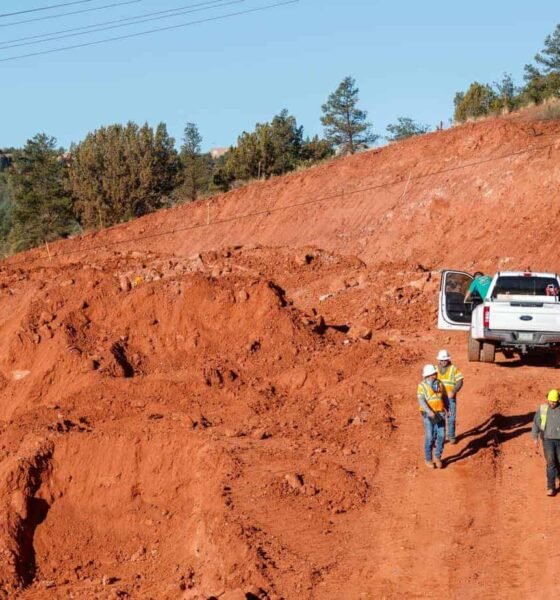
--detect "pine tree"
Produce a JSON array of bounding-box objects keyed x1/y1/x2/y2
[
  {"x1": 321, "y1": 77, "x2": 378, "y2": 154},
  {"x1": 386, "y1": 118, "x2": 430, "y2": 142},
  {"x1": 180, "y1": 123, "x2": 210, "y2": 202},
  {"x1": 493, "y1": 73, "x2": 519, "y2": 112},
  {"x1": 522, "y1": 25, "x2": 560, "y2": 104},
  {"x1": 8, "y1": 134, "x2": 75, "y2": 252},
  {"x1": 0, "y1": 172, "x2": 13, "y2": 256},
  {"x1": 534, "y1": 24, "x2": 560, "y2": 73}
]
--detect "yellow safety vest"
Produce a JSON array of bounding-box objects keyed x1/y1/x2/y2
[
  {"x1": 540, "y1": 404, "x2": 549, "y2": 430},
  {"x1": 437, "y1": 364, "x2": 463, "y2": 396},
  {"x1": 417, "y1": 381, "x2": 446, "y2": 413}
]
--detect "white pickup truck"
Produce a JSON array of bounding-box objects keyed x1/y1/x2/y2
[{"x1": 438, "y1": 270, "x2": 560, "y2": 362}]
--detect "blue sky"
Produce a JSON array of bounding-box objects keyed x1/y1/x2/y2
[{"x1": 1, "y1": 0, "x2": 559, "y2": 151}]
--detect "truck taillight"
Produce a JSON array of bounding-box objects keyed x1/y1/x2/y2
[{"x1": 484, "y1": 306, "x2": 490, "y2": 328}]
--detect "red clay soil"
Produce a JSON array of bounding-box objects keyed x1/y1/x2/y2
[{"x1": 2, "y1": 110, "x2": 560, "y2": 599}]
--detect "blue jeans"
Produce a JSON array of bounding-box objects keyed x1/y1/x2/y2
[
  {"x1": 542, "y1": 438, "x2": 560, "y2": 490},
  {"x1": 422, "y1": 413, "x2": 445, "y2": 461},
  {"x1": 447, "y1": 398, "x2": 457, "y2": 440}
]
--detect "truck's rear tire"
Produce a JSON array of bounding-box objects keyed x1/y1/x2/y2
[
  {"x1": 468, "y1": 334, "x2": 481, "y2": 362},
  {"x1": 481, "y1": 342, "x2": 496, "y2": 363}
]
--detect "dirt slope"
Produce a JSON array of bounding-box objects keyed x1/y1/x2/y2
[{"x1": 2, "y1": 111, "x2": 560, "y2": 599}]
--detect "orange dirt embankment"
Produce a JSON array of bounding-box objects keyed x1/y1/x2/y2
[
  {"x1": 2, "y1": 111, "x2": 560, "y2": 599},
  {"x1": 11, "y1": 111, "x2": 560, "y2": 274}
]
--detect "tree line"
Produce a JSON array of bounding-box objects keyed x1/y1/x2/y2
[
  {"x1": 3, "y1": 22, "x2": 560, "y2": 256},
  {"x1": 454, "y1": 24, "x2": 560, "y2": 121},
  {"x1": 2, "y1": 76, "x2": 425, "y2": 256}
]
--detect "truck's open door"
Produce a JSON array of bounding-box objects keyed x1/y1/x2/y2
[{"x1": 438, "y1": 270, "x2": 474, "y2": 331}]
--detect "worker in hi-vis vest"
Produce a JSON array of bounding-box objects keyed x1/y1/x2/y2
[
  {"x1": 417, "y1": 364, "x2": 448, "y2": 469},
  {"x1": 532, "y1": 389, "x2": 560, "y2": 496},
  {"x1": 436, "y1": 349, "x2": 463, "y2": 445}
]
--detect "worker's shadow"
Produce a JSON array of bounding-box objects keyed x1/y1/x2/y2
[{"x1": 444, "y1": 412, "x2": 533, "y2": 466}]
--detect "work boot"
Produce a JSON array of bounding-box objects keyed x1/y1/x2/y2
[
  {"x1": 547, "y1": 488, "x2": 556, "y2": 497},
  {"x1": 434, "y1": 458, "x2": 443, "y2": 469},
  {"x1": 425, "y1": 460, "x2": 434, "y2": 469}
]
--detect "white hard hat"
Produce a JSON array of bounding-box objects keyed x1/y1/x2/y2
[
  {"x1": 422, "y1": 364, "x2": 437, "y2": 377},
  {"x1": 437, "y1": 349, "x2": 451, "y2": 361}
]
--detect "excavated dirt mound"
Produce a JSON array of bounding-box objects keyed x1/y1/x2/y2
[{"x1": 3, "y1": 110, "x2": 560, "y2": 598}]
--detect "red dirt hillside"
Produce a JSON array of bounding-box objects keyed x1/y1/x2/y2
[{"x1": 1, "y1": 111, "x2": 560, "y2": 599}]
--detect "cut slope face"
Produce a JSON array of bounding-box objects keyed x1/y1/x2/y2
[
  {"x1": 2, "y1": 113, "x2": 560, "y2": 598},
  {"x1": 11, "y1": 111, "x2": 560, "y2": 275}
]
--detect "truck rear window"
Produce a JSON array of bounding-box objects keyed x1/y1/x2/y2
[{"x1": 491, "y1": 276, "x2": 559, "y2": 298}]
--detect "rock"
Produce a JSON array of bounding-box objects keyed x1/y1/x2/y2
[
  {"x1": 38, "y1": 325, "x2": 53, "y2": 340},
  {"x1": 303, "y1": 484, "x2": 318, "y2": 496},
  {"x1": 119, "y1": 276, "x2": 132, "y2": 292},
  {"x1": 237, "y1": 289, "x2": 249, "y2": 302},
  {"x1": 11, "y1": 370, "x2": 31, "y2": 381},
  {"x1": 39, "y1": 311, "x2": 53, "y2": 324},
  {"x1": 277, "y1": 367, "x2": 307, "y2": 390},
  {"x1": 348, "y1": 325, "x2": 372, "y2": 341},
  {"x1": 251, "y1": 428, "x2": 270, "y2": 440},
  {"x1": 188, "y1": 253, "x2": 205, "y2": 270},
  {"x1": 328, "y1": 276, "x2": 348, "y2": 293},
  {"x1": 130, "y1": 546, "x2": 146, "y2": 562},
  {"x1": 223, "y1": 428, "x2": 240, "y2": 438},
  {"x1": 285, "y1": 473, "x2": 304, "y2": 490},
  {"x1": 294, "y1": 251, "x2": 315, "y2": 266},
  {"x1": 357, "y1": 272, "x2": 368, "y2": 286}
]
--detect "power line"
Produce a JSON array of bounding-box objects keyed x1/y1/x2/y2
[
  {"x1": 0, "y1": 0, "x2": 299, "y2": 62},
  {"x1": 0, "y1": 1, "x2": 95, "y2": 19},
  {"x1": 0, "y1": 1, "x2": 143, "y2": 29},
  {"x1": 0, "y1": 0, "x2": 241, "y2": 50},
  {"x1": 3, "y1": 138, "x2": 558, "y2": 268}
]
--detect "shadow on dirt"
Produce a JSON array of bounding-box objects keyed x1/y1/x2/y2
[
  {"x1": 444, "y1": 412, "x2": 533, "y2": 466},
  {"x1": 18, "y1": 497, "x2": 50, "y2": 585},
  {"x1": 496, "y1": 355, "x2": 558, "y2": 369}
]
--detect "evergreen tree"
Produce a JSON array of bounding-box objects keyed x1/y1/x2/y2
[
  {"x1": 522, "y1": 25, "x2": 560, "y2": 103},
  {"x1": 8, "y1": 134, "x2": 75, "y2": 252},
  {"x1": 493, "y1": 73, "x2": 519, "y2": 112},
  {"x1": 299, "y1": 135, "x2": 334, "y2": 165},
  {"x1": 69, "y1": 122, "x2": 180, "y2": 229},
  {"x1": 321, "y1": 76, "x2": 378, "y2": 154},
  {"x1": 223, "y1": 110, "x2": 309, "y2": 182},
  {"x1": 180, "y1": 123, "x2": 210, "y2": 202},
  {"x1": 453, "y1": 82, "x2": 498, "y2": 122},
  {"x1": 0, "y1": 172, "x2": 13, "y2": 256},
  {"x1": 386, "y1": 117, "x2": 430, "y2": 142},
  {"x1": 533, "y1": 24, "x2": 560, "y2": 74},
  {"x1": 522, "y1": 72, "x2": 560, "y2": 104},
  {"x1": 268, "y1": 109, "x2": 304, "y2": 174}
]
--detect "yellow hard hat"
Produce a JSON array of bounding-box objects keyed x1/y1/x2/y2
[{"x1": 547, "y1": 389, "x2": 559, "y2": 402}]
